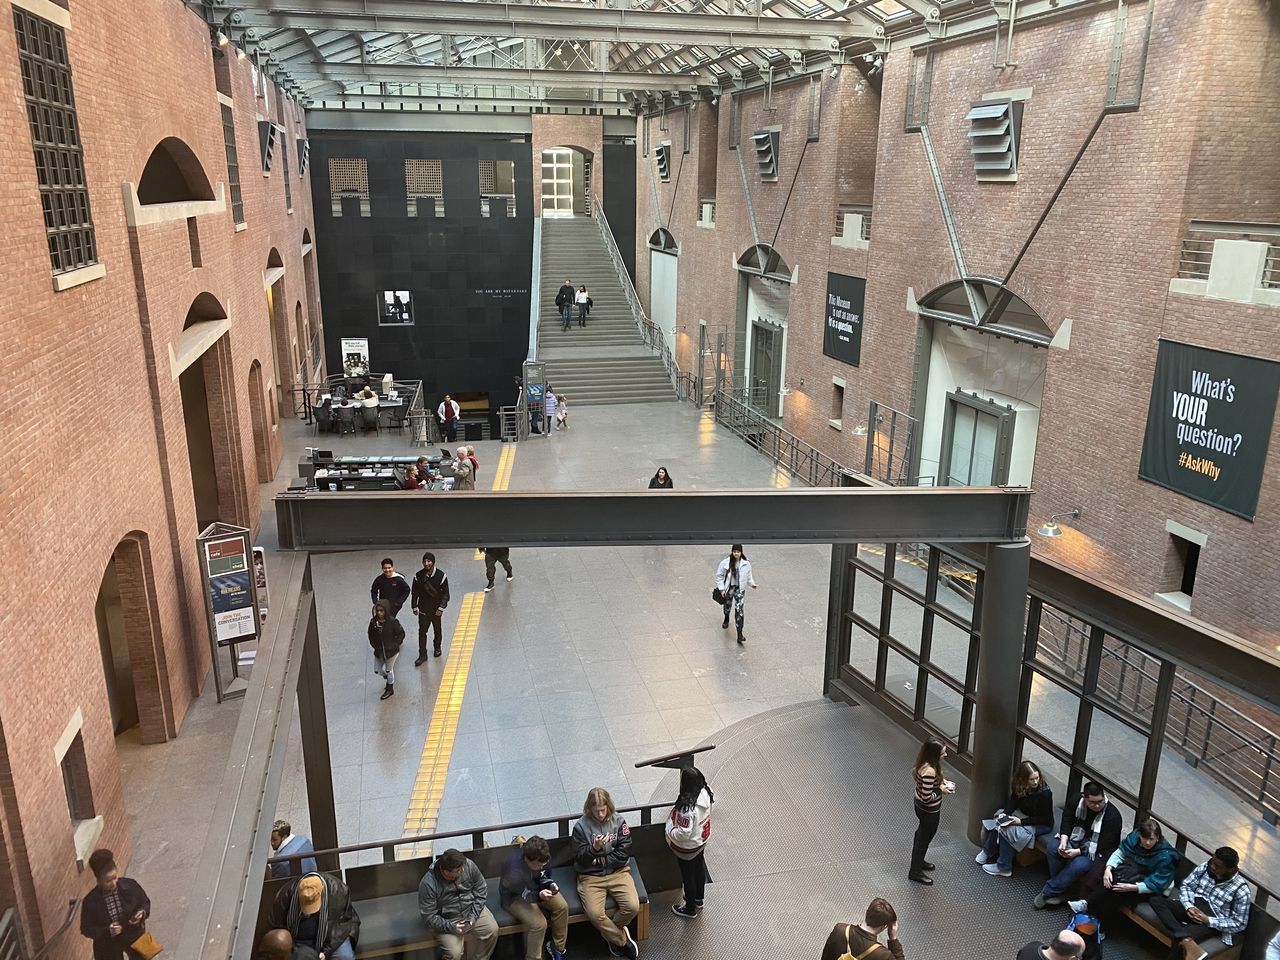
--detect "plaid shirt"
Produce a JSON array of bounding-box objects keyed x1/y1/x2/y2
[{"x1": 1179, "y1": 863, "x2": 1251, "y2": 944}]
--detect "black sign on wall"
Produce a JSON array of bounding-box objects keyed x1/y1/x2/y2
[
  {"x1": 823, "y1": 272, "x2": 866, "y2": 367},
  {"x1": 1138, "y1": 339, "x2": 1280, "y2": 521}
]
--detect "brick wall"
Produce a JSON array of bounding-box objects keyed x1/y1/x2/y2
[
  {"x1": 0, "y1": 0, "x2": 321, "y2": 951},
  {"x1": 530, "y1": 114, "x2": 604, "y2": 213},
  {"x1": 639, "y1": 0, "x2": 1280, "y2": 650}
]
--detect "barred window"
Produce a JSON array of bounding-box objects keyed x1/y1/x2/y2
[
  {"x1": 280, "y1": 125, "x2": 292, "y2": 212},
  {"x1": 405, "y1": 159, "x2": 443, "y2": 218},
  {"x1": 329, "y1": 157, "x2": 369, "y2": 217},
  {"x1": 220, "y1": 105, "x2": 244, "y2": 224},
  {"x1": 14, "y1": 8, "x2": 97, "y2": 274},
  {"x1": 477, "y1": 159, "x2": 515, "y2": 219}
]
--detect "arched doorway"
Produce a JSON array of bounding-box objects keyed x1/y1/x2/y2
[
  {"x1": 913, "y1": 278, "x2": 1050, "y2": 487},
  {"x1": 540, "y1": 146, "x2": 592, "y2": 217},
  {"x1": 177, "y1": 293, "x2": 249, "y2": 527},
  {"x1": 248, "y1": 360, "x2": 271, "y2": 482},
  {"x1": 735, "y1": 244, "x2": 793, "y2": 418},
  {"x1": 294, "y1": 301, "x2": 306, "y2": 381},
  {"x1": 301, "y1": 229, "x2": 322, "y2": 378},
  {"x1": 97, "y1": 534, "x2": 173, "y2": 744},
  {"x1": 647, "y1": 228, "x2": 679, "y2": 348},
  {"x1": 137, "y1": 137, "x2": 215, "y2": 204},
  {"x1": 265, "y1": 248, "x2": 289, "y2": 407}
]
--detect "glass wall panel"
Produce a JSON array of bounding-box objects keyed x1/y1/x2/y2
[
  {"x1": 1024, "y1": 671, "x2": 1078, "y2": 753},
  {"x1": 848, "y1": 623, "x2": 879, "y2": 685},
  {"x1": 929, "y1": 613, "x2": 971, "y2": 683},
  {"x1": 850, "y1": 561, "x2": 885, "y2": 632},
  {"x1": 1095, "y1": 634, "x2": 1157, "y2": 728},
  {"x1": 884, "y1": 648, "x2": 919, "y2": 712},
  {"x1": 889, "y1": 590, "x2": 926, "y2": 655},
  {"x1": 1030, "y1": 602, "x2": 1087, "y2": 688},
  {"x1": 922, "y1": 674, "x2": 963, "y2": 744},
  {"x1": 1085, "y1": 707, "x2": 1146, "y2": 799},
  {"x1": 890, "y1": 543, "x2": 931, "y2": 597}
]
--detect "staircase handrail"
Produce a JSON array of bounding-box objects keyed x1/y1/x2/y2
[
  {"x1": 528, "y1": 218, "x2": 543, "y2": 362},
  {"x1": 592, "y1": 200, "x2": 692, "y2": 399}
]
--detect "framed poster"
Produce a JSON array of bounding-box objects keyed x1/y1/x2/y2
[
  {"x1": 340, "y1": 337, "x2": 369, "y2": 378},
  {"x1": 252, "y1": 545, "x2": 269, "y2": 624},
  {"x1": 823, "y1": 272, "x2": 866, "y2": 367},
  {"x1": 378, "y1": 290, "x2": 414, "y2": 325},
  {"x1": 205, "y1": 536, "x2": 257, "y2": 644},
  {"x1": 1138, "y1": 339, "x2": 1280, "y2": 520}
]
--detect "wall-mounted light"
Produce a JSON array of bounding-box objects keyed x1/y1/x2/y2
[
  {"x1": 216, "y1": 30, "x2": 230, "y2": 47},
  {"x1": 779, "y1": 386, "x2": 793, "y2": 398},
  {"x1": 852, "y1": 413, "x2": 885, "y2": 436},
  {"x1": 1037, "y1": 507, "x2": 1082, "y2": 538}
]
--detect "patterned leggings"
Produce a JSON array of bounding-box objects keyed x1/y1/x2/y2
[{"x1": 721, "y1": 586, "x2": 745, "y2": 632}]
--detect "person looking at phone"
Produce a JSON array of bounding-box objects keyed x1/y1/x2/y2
[
  {"x1": 819, "y1": 898, "x2": 905, "y2": 960},
  {"x1": 572, "y1": 787, "x2": 640, "y2": 959},
  {"x1": 909, "y1": 738, "x2": 955, "y2": 885},
  {"x1": 1067, "y1": 818, "x2": 1177, "y2": 925},
  {"x1": 419, "y1": 849, "x2": 498, "y2": 960},
  {"x1": 975, "y1": 760, "x2": 1054, "y2": 878},
  {"x1": 500, "y1": 836, "x2": 569, "y2": 960},
  {"x1": 1149, "y1": 847, "x2": 1250, "y2": 960},
  {"x1": 1033, "y1": 781, "x2": 1122, "y2": 909}
]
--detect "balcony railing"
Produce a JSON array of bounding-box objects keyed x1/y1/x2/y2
[{"x1": 1176, "y1": 221, "x2": 1280, "y2": 288}]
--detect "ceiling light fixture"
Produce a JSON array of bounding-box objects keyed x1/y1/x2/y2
[
  {"x1": 1037, "y1": 507, "x2": 1082, "y2": 538},
  {"x1": 216, "y1": 30, "x2": 229, "y2": 47}
]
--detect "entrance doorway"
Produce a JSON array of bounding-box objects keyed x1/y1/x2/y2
[
  {"x1": 648, "y1": 229, "x2": 679, "y2": 350},
  {"x1": 265, "y1": 248, "x2": 288, "y2": 408},
  {"x1": 940, "y1": 392, "x2": 1016, "y2": 486},
  {"x1": 180, "y1": 353, "x2": 221, "y2": 529},
  {"x1": 749, "y1": 321, "x2": 783, "y2": 414},
  {"x1": 540, "y1": 147, "x2": 590, "y2": 217},
  {"x1": 96, "y1": 558, "x2": 138, "y2": 734}
]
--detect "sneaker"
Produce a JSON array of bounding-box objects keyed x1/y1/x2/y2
[
  {"x1": 1033, "y1": 893, "x2": 1047, "y2": 909},
  {"x1": 1179, "y1": 939, "x2": 1208, "y2": 960},
  {"x1": 506, "y1": 575, "x2": 513, "y2": 582},
  {"x1": 982, "y1": 863, "x2": 1012, "y2": 877},
  {"x1": 623, "y1": 928, "x2": 639, "y2": 959},
  {"x1": 1068, "y1": 899, "x2": 1087, "y2": 914},
  {"x1": 485, "y1": 585, "x2": 493, "y2": 592},
  {"x1": 975, "y1": 850, "x2": 989, "y2": 864},
  {"x1": 606, "y1": 943, "x2": 622, "y2": 958},
  {"x1": 433, "y1": 646, "x2": 442, "y2": 658},
  {"x1": 694, "y1": 899, "x2": 704, "y2": 908},
  {"x1": 1044, "y1": 896, "x2": 1065, "y2": 907},
  {"x1": 672, "y1": 902, "x2": 698, "y2": 918},
  {"x1": 545, "y1": 945, "x2": 564, "y2": 960}
]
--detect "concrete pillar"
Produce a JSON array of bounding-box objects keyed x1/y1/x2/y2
[{"x1": 967, "y1": 538, "x2": 1030, "y2": 844}]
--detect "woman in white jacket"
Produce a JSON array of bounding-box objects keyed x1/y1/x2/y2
[
  {"x1": 666, "y1": 767, "x2": 714, "y2": 918},
  {"x1": 715, "y1": 543, "x2": 757, "y2": 644}
]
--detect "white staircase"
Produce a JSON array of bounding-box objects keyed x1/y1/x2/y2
[{"x1": 538, "y1": 218, "x2": 676, "y2": 406}]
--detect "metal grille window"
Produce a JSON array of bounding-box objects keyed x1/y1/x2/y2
[
  {"x1": 258, "y1": 120, "x2": 277, "y2": 172},
  {"x1": 297, "y1": 138, "x2": 309, "y2": 175},
  {"x1": 478, "y1": 159, "x2": 515, "y2": 218},
  {"x1": 220, "y1": 105, "x2": 244, "y2": 224},
  {"x1": 14, "y1": 8, "x2": 97, "y2": 274},
  {"x1": 751, "y1": 129, "x2": 779, "y2": 181},
  {"x1": 329, "y1": 157, "x2": 370, "y2": 217},
  {"x1": 405, "y1": 159, "x2": 443, "y2": 218},
  {"x1": 280, "y1": 126, "x2": 292, "y2": 211},
  {"x1": 966, "y1": 100, "x2": 1022, "y2": 182}
]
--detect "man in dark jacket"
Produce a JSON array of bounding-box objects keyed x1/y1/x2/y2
[
  {"x1": 482, "y1": 546, "x2": 513, "y2": 592},
  {"x1": 419, "y1": 849, "x2": 499, "y2": 960},
  {"x1": 267, "y1": 873, "x2": 360, "y2": 960},
  {"x1": 370, "y1": 558, "x2": 411, "y2": 618},
  {"x1": 1033, "y1": 780, "x2": 1123, "y2": 909},
  {"x1": 500, "y1": 836, "x2": 569, "y2": 960},
  {"x1": 369, "y1": 601, "x2": 405, "y2": 700},
  {"x1": 411, "y1": 551, "x2": 450, "y2": 664},
  {"x1": 80, "y1": 849, "x2": 151, "y2": 960},
  {"x1": 556, "y1": 280, "x2": 575, "y2": 331}
]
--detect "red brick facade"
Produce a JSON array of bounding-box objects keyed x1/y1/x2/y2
[
  {"x1": 0, "y1": 0, "x2": 321, "y2": 951},
  {"x1": 636, "y1": 0, "x2": 1280, "y2": 649}
]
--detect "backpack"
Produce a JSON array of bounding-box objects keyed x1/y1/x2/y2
[{"x1": 1068, "y1": 912, "x2": 1104, "y2": 960}]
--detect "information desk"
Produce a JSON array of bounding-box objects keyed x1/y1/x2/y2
[{"x1": 304, "y1": 453, "x2": 455, "y2": 491}]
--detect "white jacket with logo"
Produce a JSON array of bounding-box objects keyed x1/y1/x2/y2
[{"x1": 666, "y1": 788, "x2": 713, "y2": 860}]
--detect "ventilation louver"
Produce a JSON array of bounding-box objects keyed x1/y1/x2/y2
[
  {"x1": 258, "y1": 120, "x2": 277, "y2": 172},
  {"x1": 751, "y1": 129, "x2": 779, "y2": 181},
  {"x1": 656, "y1": 144, "x2": 671, "y2": 181},
  {"x1": 966, "y1": 100, "x2": 1022, "y2": 181},
  {"x1": 297, "y1": 138, "x2": 309, "y2": 175}
]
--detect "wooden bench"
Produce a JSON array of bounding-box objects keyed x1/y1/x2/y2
[{"x1": 345, "y1": 840, "x2": 650, "y2": 959}]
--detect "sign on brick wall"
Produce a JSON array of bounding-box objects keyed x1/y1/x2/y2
[
  {"x1": 1138, "y1": 339, "x2": 1280, "y2": 521},
  {"x1": 823, "y1": 272, "x2": 865, "y2": 367}
]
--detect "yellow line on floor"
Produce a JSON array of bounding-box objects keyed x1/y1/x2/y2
[
  {"x1": 491, "y1": 445, "x2": 516, "y2": 491},
  {"x1": 399, "y1": 591, "x2": 485, "y2": 858}
]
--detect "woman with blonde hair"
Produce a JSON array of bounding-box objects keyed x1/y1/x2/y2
[{"x1": 571, "y1": 788, "x2": 640, "y2": 959}]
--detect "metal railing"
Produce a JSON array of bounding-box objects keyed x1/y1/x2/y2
[
  {"x1": 1035, "y1": 605, "x2": 1280, "y2": 821},
  {"x1": 698, "y1": 197, "x2": 716, "y2": 225},
  {"x1": 0, "y1": 909, "x2": 22, "y2": 960},
  {"x1": 1176, "y1": 221, "x2": 1280, "y2": 285},
  {"x1": 713, "y1": 389, "x2": 857, "y2": 487},
  {"x1": 592, "y1": 199, "x2": 695, "y2": 401},
  {"x1": 835, "y1": 204, "x2": 872, "y2": 241}
]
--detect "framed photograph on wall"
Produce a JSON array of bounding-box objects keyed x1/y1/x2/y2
[{"x1": 378, "y1": 290, "x2": 414, "y2": 325}]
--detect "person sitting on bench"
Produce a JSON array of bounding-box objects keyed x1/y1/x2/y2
[
  {"x1": 419, "y1": 849, "x2": 498, "y2": 960},
  {"x1": 975, "y1": 759, "x2": 1054, "y2": 878},
  {"x1": 1034, "y1": 781, "x2": 1122, "y2": 910},
  {"x1": 1149, "y1": 847, "x2": 1250, "y2": 960},
  {"x1": 500, "y1": 836, "x2": 569, "y2": 960},
  {"x1": 572, "y1": 787, "x2": 640, "y2": 960},
  {"x1": 1068, "y1": 818, "x2": 1177, "y2": 926}
]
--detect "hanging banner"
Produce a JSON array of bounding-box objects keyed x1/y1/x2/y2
[
  {"x1": 1138, "y1": 339, "x2": 1280, "y2": 520},
  {"x1": 340, "y1": 338, "x2": 370, "y2": 377},
  {"x1": 823, "y1": 272, "x2": 866, "y2": 367},
  {"x1": 205, "y1": 536, "x2": 257, "y2": 644}
]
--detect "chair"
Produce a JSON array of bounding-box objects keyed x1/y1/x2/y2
[
  {"x1": 336, "y1": 405, "x2": 357, "y2": 436},
  {"x1": 361, "y1": 404, "x2": 380, "y2": 435},
  {"x1": 386, "y1": 402, "x2": 409, "y2": 432}
]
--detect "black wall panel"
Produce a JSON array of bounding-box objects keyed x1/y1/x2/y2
[
  {"x1": 310, "y1": 133, "x2": 534, "y2": 424},
  {"x1": 603, "y1": 142, "x2": 636, "y2": 284}
]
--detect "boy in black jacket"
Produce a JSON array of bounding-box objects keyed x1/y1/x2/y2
[
  {"x1": 370, "y1": 558, "x2": 411, "y2": 617},
  {"x1": 411, "y1": 552, "x2": 450, "y2": 664},
  {"x1": 1034, "y1": 781, "x2": 1123, "y2": 909},
  {"x1": 500, "y1": 837, "x2": 568, "y2": 960}
]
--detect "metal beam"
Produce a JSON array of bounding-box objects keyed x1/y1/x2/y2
[
  {"x1": 275, "y1": 487, "x2": 1032, "y2": 551},
  {"x1": 290, "y1": 61, "x2": 706, "y2": 91},
  {"x1": 232, "y1": 0, "x2": 855, "y2": 49},
  {"x1": 312, "y1": 92, "x2": 629, "y2": 112},
  {"x1": 303, "y1": 108, "x2": 637, "y2": 135}
]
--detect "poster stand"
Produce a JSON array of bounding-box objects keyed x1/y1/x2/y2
[{"x1": 197, "y1": 523, "x2": 261, "y2": 702}]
